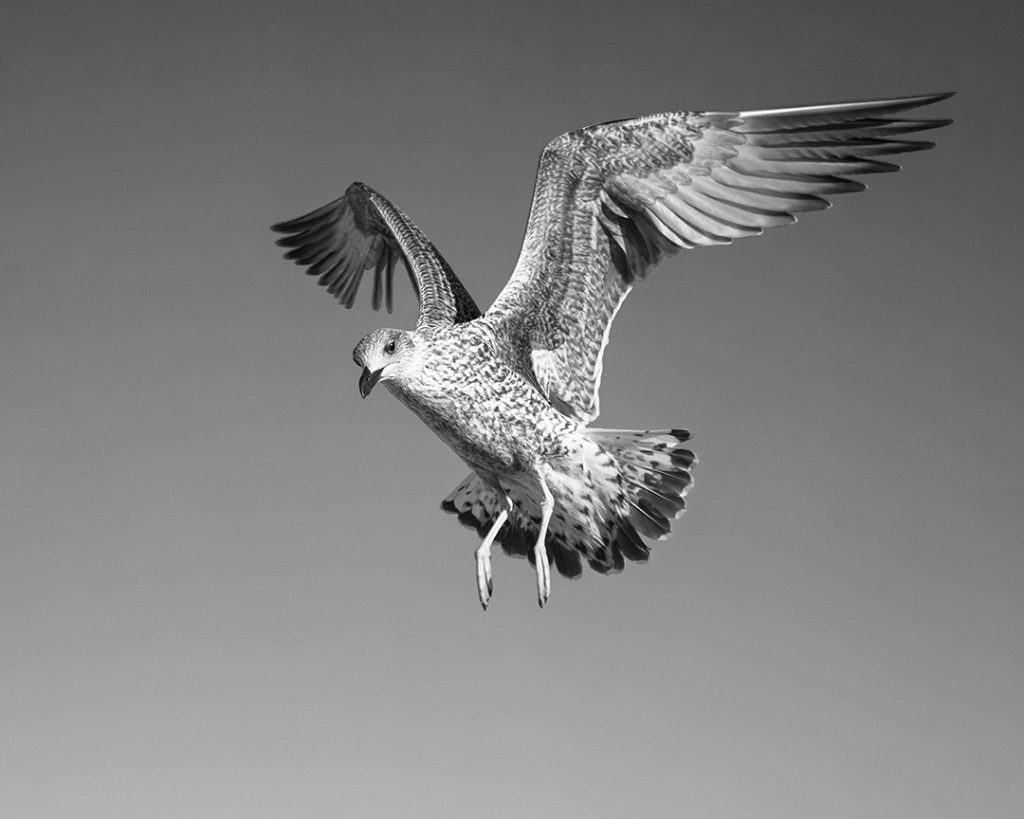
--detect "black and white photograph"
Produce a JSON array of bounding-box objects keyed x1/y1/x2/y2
[{"x1": 3, "y1": 1, "x2": 1021, "y2": 815}]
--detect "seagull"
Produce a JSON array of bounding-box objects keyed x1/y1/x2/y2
[{"x1": 272, "y1": 92, "x2": 953, "y2": 609}]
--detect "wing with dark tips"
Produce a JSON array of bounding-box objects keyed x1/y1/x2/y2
[
  {"x1": 272, "y1": 182, "x2": 481, "y2": 328},
  {"x1": 486, "y1": 93, "x2": 954, "y2": 422}
]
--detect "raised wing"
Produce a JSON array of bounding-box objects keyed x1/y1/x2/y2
[
  {"x1": 487, "y1": 93, "x2": 954, "y2": 422},
  {"x1": 272, "y1": 182, "x2": 481, "y2": 329}
]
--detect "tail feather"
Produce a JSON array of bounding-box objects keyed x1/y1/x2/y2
[
  {"x1": 612, "y1": 521, "x2": 650, "y2": 564},
  {"x1": 622, "y1": 477, "x2": 687, "y2": 518},
  {"x1": 628, "y1": 499, "x2": 672, "y2": 539},
  {"x1": 440, "y1": 427, "x2": 695, "y2": 580},
  {"x1": 440, "y1": 475, "x2": 496, "y2": 538},
  {"x1": 591, "y1": 428, "x2": 695, "y2": 492},
  {"x1": 552, "y1": 541, "x2": 584, "y2": 577},
  {"x1": 589, "y1": 427, "x2": 696, "y2": 544}
]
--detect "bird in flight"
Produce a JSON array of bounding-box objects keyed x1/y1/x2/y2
[{"x1": 272, "y1": 92, "x2": 953, "y2": 609}]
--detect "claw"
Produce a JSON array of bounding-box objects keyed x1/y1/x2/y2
[
  {"x1": 533, "y1": 468, "x2": 554, "y2": 608},
  {"x1": 474, "y1": 497, "x2": 510, "y2": 611},
  {"x1": 534, "y1": 543, "x2": 550, "y2": 608},
  {"x1": 476, "y1": 549, "x2": 492, "y2": 610}
]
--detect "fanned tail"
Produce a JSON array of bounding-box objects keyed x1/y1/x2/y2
[
  {"x1": 440, "y1": 428, "x2": 695, "y2": 580},
  {"x1": 587, "y1": 428, "x2": 696, "y2": 541}
]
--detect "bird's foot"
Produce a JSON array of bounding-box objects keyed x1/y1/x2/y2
[
  {"x1": 475, "y1": 542, "x2": 493, "y2": 610},
  {"x1": 533, "y1": 542, "x2": 550, "y2": 608},
  {"x1": 473, "y1": 498, "x2": 510, "y2": 611}
]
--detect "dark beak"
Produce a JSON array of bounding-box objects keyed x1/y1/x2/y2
[{"x1": 358, "y1": 366, "x2": 383, "y2": 399}]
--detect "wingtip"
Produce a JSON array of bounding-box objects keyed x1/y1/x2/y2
[
  {"x1": 886, "y1": 91, "x2": 956, "y2": 115},
  {"x1": 874, "y1": 91, "x2": 956, "y2": 107},
  {"x1": 739, "y1": 91, "x2": 956, "y2": 122},
  {"x1": 271, "y1": 213, "x2": 315, "y2": 234}
]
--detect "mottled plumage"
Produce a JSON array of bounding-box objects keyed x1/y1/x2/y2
[{"x1": 273, "y1": 92, "x2": 953, "y2": 608}]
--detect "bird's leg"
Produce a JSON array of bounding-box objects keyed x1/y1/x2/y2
[
  {"x1": 533, "y1": 470, "x2": 554, "y2": 608},
  {"x1": 475, "y1": 495, "x2": 511, "y2": 610}
]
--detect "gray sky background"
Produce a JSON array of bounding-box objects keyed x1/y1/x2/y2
[{"x1": 3, "y1": 1, "x2": 1022, "y2": 816}]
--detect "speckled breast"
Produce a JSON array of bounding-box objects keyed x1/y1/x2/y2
[{"x1": 387, "y1": 324, "x2": 578, "y2": 475}]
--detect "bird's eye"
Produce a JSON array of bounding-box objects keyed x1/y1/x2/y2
[{"x1": 384, "y1": 340, "x2": 397, "y2": 355}]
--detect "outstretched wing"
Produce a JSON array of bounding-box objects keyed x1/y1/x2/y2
[
  {"x1": 272, "y1": 182, "x2": 481, "y2": 329},
  {"x1": 486, "y1": 93, "x2": 954, "y2": 422}
]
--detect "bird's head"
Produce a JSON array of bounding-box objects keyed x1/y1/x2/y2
[{"x1": 352, "y1": 328, "x2": 417, "y2": 398}]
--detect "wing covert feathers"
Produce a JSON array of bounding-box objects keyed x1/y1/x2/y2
[
  {"x1": 486, "y1": 92, "x2": 953, "y2": 422},
  {"x1": 272, "y1": 182, "x2": 481, "y2": 327}
]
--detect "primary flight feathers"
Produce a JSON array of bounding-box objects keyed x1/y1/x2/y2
[
  {"x1": 273, "y1": 92, "x2": 952, "y2": 422},
  {"x1": 272, "y1": 182, "x2": 481, "y2": 327}
]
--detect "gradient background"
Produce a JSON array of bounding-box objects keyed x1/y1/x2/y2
[{"x1": 3, "y1": 1, "x2": 1022, "y2": 816}]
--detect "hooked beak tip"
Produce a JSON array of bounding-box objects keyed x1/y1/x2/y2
[{"x1": 359, "y1": 366, "x2": 383, "y2": 398}]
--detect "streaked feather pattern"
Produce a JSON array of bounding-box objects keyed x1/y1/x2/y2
[
  {"x1": 272, "y1": 182, "x2": 480, "y2": 328},
  {"x1": 487, "y1": 93, "x2": 954, "y2": 423}
]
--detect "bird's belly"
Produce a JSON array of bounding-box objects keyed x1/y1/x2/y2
[{"x1": 387, "y1": 380, "x2": 569, "y2": 475}]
